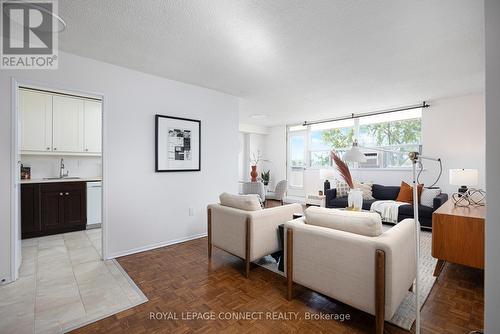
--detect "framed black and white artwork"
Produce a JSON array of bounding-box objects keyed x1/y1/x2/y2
[{"x1": 155, "y1": 115, "x2": 201, "y2": 172}]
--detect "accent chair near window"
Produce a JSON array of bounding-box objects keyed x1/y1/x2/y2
[{"x1": 266, "y1": 180, "x2": 288, "y2": 204}]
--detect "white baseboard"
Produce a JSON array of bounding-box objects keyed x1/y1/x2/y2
[{"x1": 107, "y1": 233, "x2": 207, "y2": 259}]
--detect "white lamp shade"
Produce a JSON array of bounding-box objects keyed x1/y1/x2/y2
[
  {"x1": 343, "y1": 145, "x2": 367, "y2": 163},
  {"x1": 320, "y1": 168, "x2": 336, "y2": 180},
  {"x1": 449, "y1": 169, "x2": 478, "y2": 186}
]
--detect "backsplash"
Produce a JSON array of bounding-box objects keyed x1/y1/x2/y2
[{"x1": 21, "y1": 155, "x2": 102, "y2": 179}]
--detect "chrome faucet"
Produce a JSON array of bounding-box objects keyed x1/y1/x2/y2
[{"x1": 59, "y1": 158, "x2": 69, "y2": 178}]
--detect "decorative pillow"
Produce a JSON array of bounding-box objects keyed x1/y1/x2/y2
[
  {"x1": 335, "y1": 180, "x2": 350, "y2": 198},
  {"x1": 420, "y1": 188, "x2": 441, "y2": 208},
  {"x1": 395, "y1": 181, "x2": 424, "y2": 204},
  {"x1": 353, "y1": 181, "x2": 375, "y2": 200},
  {"x1": 219, "y1": 193, "x2": 262, "y2": 211},
  {"x1": 304, "y1": 206, "x2": 383, "y2": 237}
]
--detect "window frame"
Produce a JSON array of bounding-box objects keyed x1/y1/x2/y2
[{"x1": 287, "y1": 110, "x2": 422, "y2": 172}]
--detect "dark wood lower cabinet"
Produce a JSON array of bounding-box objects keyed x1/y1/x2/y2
[
  {"x1": 22, "y1": 182, "x2": 87, "y2": 239},
  {"x1": 21, "y1": 184, "x2": 41, "y2": 238}
]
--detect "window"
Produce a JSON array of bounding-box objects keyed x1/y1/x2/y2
[
  {"x1": 287, "y1": 109, "x2": 422, "y2": 170},
  {"x1": 309, "y1": 119, "x2": 354, "y2": 168},
  {"x1": 288, "y1": 128, "x2": 306, "y2": 190},
  {"x1": 358, "y1": 110, "x2": 422, "y2": 168}
]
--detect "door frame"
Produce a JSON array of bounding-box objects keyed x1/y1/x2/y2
[
  {"x1": 9, "y1": 77, "x2": 108, "y2": 282},
  {"x1": 286, "y1": 127, "x2": 308, "y2": 197}
]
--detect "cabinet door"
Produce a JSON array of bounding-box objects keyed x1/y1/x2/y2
[
  {"x1": 20, "y1": 90, "x2": 53, "y2": 152},
  {"x1": 53, "y1": 95, "x2": 84, "y2": 152},
  {"x1": 83, "y1": 100, "x2": 102, "y2": 153},
  {"x1": 64, "y1": 188, "x2": 86, "y2": 228},
  {"x1": 21, "y1": 184, "x2": 41, "y2": 238},
  {"x1": 41, "y1": 190, "x2": 65, "y2": 232}
]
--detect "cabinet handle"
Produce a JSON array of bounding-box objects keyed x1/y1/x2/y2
[
  {"x1": 65, "y1": 192, "x2": 69, "y2": 195},
  {"x1": 85, "y1": 148, "x2": 89, "y2": 152},
  {"x1": 46, "y1": 147, "x2": 50, "y2": 150},
  {"x1": 54, "y1": 147, "x2": 57, "y2": 151},
  {"x1": 59, "y1": 193, "x2": 63, "y2": 196}
]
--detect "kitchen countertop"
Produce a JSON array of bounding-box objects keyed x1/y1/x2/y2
[{"x1": 20, "y1": 177, "x2": 102, "y2": 184}]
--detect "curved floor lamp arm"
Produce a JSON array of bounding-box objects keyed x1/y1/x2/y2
[
  {"x1": 412, "y1": 160, "x2": 421, "y2": 334},
  {"x1": 410, "y1": 153, "x2": 440, "y2": 334}
]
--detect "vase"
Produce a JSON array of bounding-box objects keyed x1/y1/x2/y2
[
  {"x1": 348, "y1": 189, "x2": 363, "y2": 211},
  {"x1": 250, "y1": 165, "x2": 258, "y2": 182}
]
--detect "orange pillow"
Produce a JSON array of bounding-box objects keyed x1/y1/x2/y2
[{"x1": 396, "y1": 181, "x2": 424, "y2": 204}]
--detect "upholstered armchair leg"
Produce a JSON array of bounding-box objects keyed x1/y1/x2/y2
[
  {"x1": 245, "y1": 218, "x2": 251, "y2": 278},
  {"x1": 375, "y1": 250, "x2": 386, "y2": 334},
  {"x1": 286, "y1": 228, "x2": 293, "y2": 300},
  {"x1": 207, "y1": 208, "x2": 212, "y2": 260}
]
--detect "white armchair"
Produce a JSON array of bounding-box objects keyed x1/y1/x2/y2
[
  {"x1": 266, "y1": 180, "x2": 287, "y2": 204},
  {"x1": 285, "y1": 214, "x2": 416, "y2": 334},
  {"x1": 208, "y1": 200, "x2": 302, "y2": 277}
]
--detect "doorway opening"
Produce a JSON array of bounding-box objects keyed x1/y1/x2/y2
[{"x1": 11, "y1": 80, "x2": 106, "y2": 283}]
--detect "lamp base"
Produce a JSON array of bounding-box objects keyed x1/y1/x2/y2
[
  {"x1": 458, "y1": 186, "x2": 468, "y2": 197},
  {"x1": 324, "y1": 180, "x2": 331, "y2": 194}
]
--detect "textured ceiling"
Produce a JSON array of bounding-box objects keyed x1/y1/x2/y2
[{"x1": 58, "y1": 0, "x2": 484, "y2": 126}]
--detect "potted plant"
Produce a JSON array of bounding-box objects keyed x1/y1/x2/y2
[{"x1": 261, "y1": 170, "x2": 270, "y2": 186}]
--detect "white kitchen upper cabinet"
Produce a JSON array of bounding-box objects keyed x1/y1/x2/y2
[
  {"x1": 52, "y1": 95, "x2": 84, "y2": 153},
  {"x1": 83, "y1": 100, "x2": 102, "y2": 153},
  {"x1": 20, "y1": 89, "x2": 53, "y2": 152}
]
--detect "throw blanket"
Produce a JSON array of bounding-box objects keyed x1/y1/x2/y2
[{"x1": 370, "y1": 200, "x2": 408, "y2": 224}]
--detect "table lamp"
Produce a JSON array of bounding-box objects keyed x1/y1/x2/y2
[
  {"x1": 319, "y1": 168, "x2": 336, "y2": 194},
  {"x1": 449, "y1": 169, "x2": 478, "y2": 195}
]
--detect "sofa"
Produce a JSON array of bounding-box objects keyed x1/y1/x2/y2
[
  {"x1": 285, "y1": 207, "x2": 416, "y2": 334},
  {"x1": 208, "y1": 193, "x2": 302, "y2": 277},
  {"x1": 325, "y1": 184, "x2": 448, "y2": 229}
]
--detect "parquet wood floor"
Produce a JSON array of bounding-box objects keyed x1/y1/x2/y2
[{"x1": 71, "y1": 232, "x2": 483, "y2": 334}]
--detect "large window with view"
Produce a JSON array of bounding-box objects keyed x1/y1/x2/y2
[{"x1": 287, "y1": 109, "x2": 422, "y2": 173}]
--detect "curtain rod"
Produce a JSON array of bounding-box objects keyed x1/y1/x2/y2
[{"x1": 302, "y1": 101, "x2": 429, "y2": 126}]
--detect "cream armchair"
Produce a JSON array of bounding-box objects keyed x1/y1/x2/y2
[
  {"x1": 285, "y1": 216, "x2": 416, "y2": 334},
  {"x1": 207, "y1": 202, "x2": 302, "y2": 277}
]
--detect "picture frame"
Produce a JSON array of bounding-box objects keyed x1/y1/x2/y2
[{"x1": 155, "y1": 114, "x2": 201, "y2": 172}]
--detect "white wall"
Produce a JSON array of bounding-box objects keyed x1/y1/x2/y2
[
  {"x1": 249, "y1": 133, "x2": 266, "y2": 162},
  {"x1": 485, "y1": 0, "x2": 500, "y2": 331},
  {"x1": 237, "y1": 131, "x2": 271, "y2": 183},
  {"x1": 21, "y1": 155, "x2": 101, "y2": 179},
  {"x1": 265, "y1": 125, "x2": 287, "y2": 189},
  {"x1": 0, "y1": 51, "x2": 239, "y2": 280},
  {"x1": 239, "y1": 123, "x2": 269, "y2": 135},
  {"x1": 261, "y1": 93, "x2": 485, "y2": 198},
  {"x1": 237, "y1": 132, "x2": 248, "y2": 181},
  {"x1": 421, "y1": 94, "x2": 485, "y2": 195}
]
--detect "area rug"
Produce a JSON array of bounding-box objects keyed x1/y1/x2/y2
[{"x1": 256, "y1": 228, "x2": 436, "y2": 331}]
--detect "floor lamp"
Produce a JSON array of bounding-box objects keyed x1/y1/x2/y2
[{"x1": 344, "y1": 141, "x2": 441, "y2": 334}]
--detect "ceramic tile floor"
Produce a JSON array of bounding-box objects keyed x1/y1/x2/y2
[{"x1": 0, "y1": 229, "x2": 147, "y2": 334}]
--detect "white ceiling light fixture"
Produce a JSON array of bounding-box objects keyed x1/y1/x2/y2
[{"x1": 249, "y1": 114, "x2": 267, "y2": 119}]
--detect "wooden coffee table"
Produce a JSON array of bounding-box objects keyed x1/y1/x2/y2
[{"x1": 432, "y1": 199, "x2": 485, "y2": 276}]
